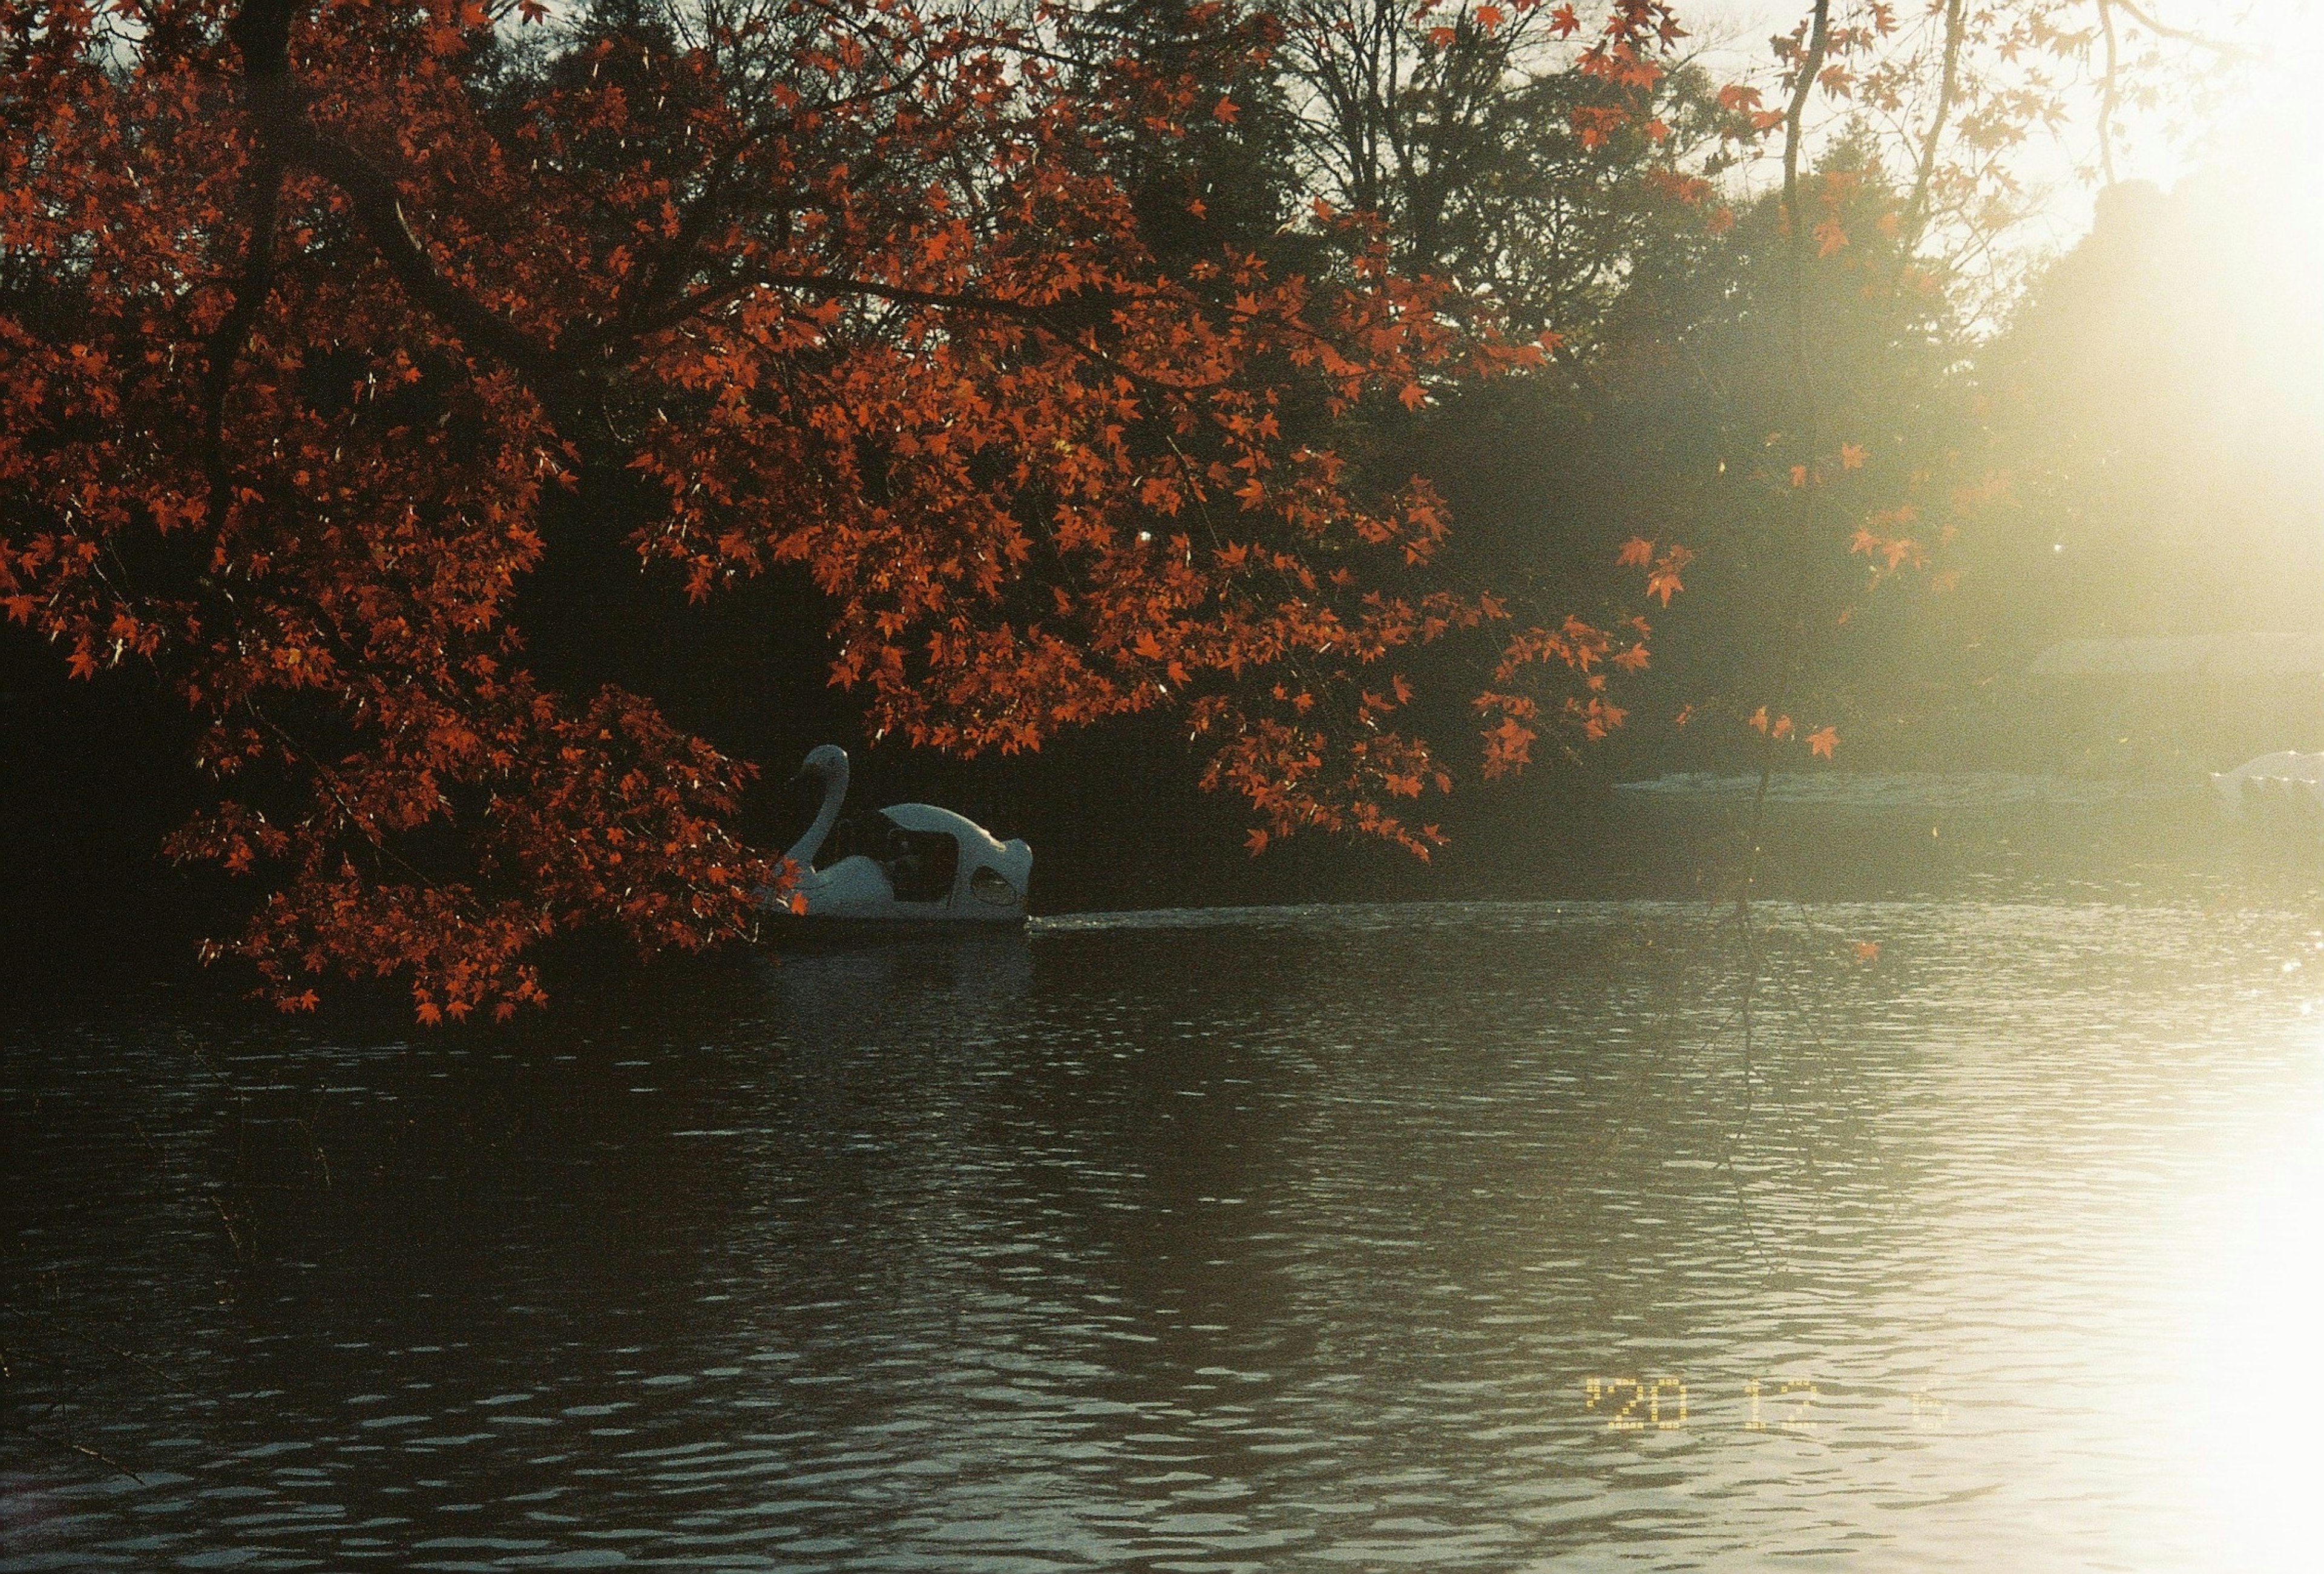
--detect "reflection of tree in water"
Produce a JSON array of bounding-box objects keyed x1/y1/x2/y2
[{"x1": 750, "y1": 936, "x2": 1032, "y2": 1056}]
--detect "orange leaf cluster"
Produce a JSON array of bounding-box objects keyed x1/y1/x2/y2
[
  {"x1": 1849, "y1": 505, "x2": 1929, "y2": 577},
  {"x1": 1745, "y1": 707, "x2": 1839, "y2": 761}
]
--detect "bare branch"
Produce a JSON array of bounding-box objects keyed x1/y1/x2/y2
[
  {"x1": 1780, "y1": 0, "x2": 1832, "y2": 425},
  {"x1": 2097, "y1": 0, "x2": 2120, "y2": 188},
  {"x1": 2110, "y1": 0, "x2": 2260, "y2": 61},
  {"x1": 19, "y1": 1429, "x2": 146, "y2": 1484},
  {"x1": 1901, "y1": 0, "x2": 1964, "y2": 248},
  {"x1": 1779, "y1": 1, "x2": 1831, "y2": 232}
]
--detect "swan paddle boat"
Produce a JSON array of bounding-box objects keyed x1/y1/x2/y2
[
  {"x1": 2211, "y1": 750, "x2": 2324, "y2": 835},
  {"x1": 762, "y1": 744, "x2": 1032, "y2": 933}
]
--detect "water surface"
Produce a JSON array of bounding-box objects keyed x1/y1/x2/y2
[{"x1": 6, "y1": 897, "x2": 2323, "y2": 1570}]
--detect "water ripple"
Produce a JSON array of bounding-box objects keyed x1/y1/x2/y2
[{"x1": 5, "y1": 898, "x2": 2322, "y2": 1570}]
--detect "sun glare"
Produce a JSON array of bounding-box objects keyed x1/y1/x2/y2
[
  {"x1": 2182, "y1": 1080, "x2": 2324, "y2": 1568},
  {"x1": 2218, "y1": 10, "x2": 2324, "y2": 280},
  {"x1": 2152, "y1": 5, "x2": 2324, "y2": 447}
]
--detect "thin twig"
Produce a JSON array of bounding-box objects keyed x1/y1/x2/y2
[
  {"x1": 0, "y1": 1307, "x2": 191, "y2": 1395},
  {"x1": 1714, "y1": 0, "x2": 1836, "y2": 1290},
  {"x1": 2110, "y1": 0, "x2": 2260, "y2": 60},
  {"x1": 17, "y1": 1429, "x2": 147, "y2": 1484}
]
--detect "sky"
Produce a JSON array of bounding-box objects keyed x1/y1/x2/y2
[
  {"x1": 497, "y1": 0, "x2": 2324, "y2": 286},
  {"x1": 1673, "y1": 1, "x2": 2324, "y2": 256},
  {"x1": 501, "y1": 1, "x2": 2324, "y2": 246}
]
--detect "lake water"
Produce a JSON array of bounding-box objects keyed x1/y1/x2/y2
[{"x1": 6, "y1": 890, "x2": 2324, "y2": 1570}]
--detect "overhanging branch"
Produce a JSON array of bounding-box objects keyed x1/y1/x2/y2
[
  {"x1": 2110, "y1": 0, "x2": 2260, "y2": 61},
  {"x1": 1779, "y1": 1, "x2": 1831, "y2": 232},
  {"x1": 200, "y1": 150, "x2": 283, "y2": 518},
  {"x1": 225, "y1": 1, "x2": 565, "y2": 394}
]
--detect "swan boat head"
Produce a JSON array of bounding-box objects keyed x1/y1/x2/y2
[{"x1": 769, "y1": 745, "x2": 1032, "y2": 929}]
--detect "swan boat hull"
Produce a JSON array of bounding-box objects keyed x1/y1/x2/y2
[{"x1": 763, "y1": 793, "x2": 1032, "y2": 938}]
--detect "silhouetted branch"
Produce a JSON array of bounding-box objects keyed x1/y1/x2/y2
[
  {"x1": 199, "y1": 153, "x2": 283, "y2": 518},
  {"x1": 2096, "y1": 0, "x2": 2120, "y2": 187},
  {"x1": 1780, "y1": 1, "x2": 1831, "y2": 234},
  {"x1": 226, "y1": 1, "x2": 564, "y2": 390},
  {"x1": 2110, "y1": 0, "x2": 2259, "y2": 60},
  {"x1": 1901, "y1": 0, "x2": 1965, "y2": 247},
  {"x1": 1781, "y1": 0, "x2": 1832, "y2": 415}
]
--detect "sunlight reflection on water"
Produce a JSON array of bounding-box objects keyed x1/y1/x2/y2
[
  {"x1": 4, "y1": 899, "x2": 2322, "y2": 1571},
  {"x1": 2181, "y1": 1078, "x2": 2324, "y2": 1569}
]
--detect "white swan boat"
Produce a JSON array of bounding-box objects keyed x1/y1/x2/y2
[
  {"x1": 2211, "y1": 750, "x2": 2324, "y2": 834},
  {"x1": 762, "y1": 744, "x2": 1031, "y2": 932}
]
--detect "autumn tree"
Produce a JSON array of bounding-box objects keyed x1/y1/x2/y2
[
  {"x1": 1, "y1": 0, "x2": 1692, "y2": 1015},
  {"x1": 1425, "y1": 0, "x2": 2271, "y2": 778},
  {"x1": 5, "y1": 0, "x2": 2253, "y2": 1013},
  {"x1": 1272, "y1": 1, "x2": 1707, "y2": 300}
]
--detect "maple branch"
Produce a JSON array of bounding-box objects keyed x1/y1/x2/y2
[
  {"x1": 1779, "y1": 0, "x2": 1831, "y2": 234},
  {"x1": 2096, "y1": 0, "x2": 2120, "y2": 188},
  {"x1": 226, "y1": 1, "x2": 567, "y2": 393},
  {"x1": 239, "y1": 698, "x2": 466, "y2": 906},
  {"x1": 623, "y1": 267, "x2": 977, "y2": 341},
  {"x1": 1780, "y1": 0, "x2": 1831, "y2": 420},
  {"x1": 601, "y1": 62, "x2": 941, "y2": 345},
  {"x1": 1900, "y1": 0, "x2": 1963, "y2": 249},
  {"x1": 199, "y1": 150, "x2": 283, "y2": 520},
  {"x1": 2109, "y1": 0, "x2": 2260, "y2": 60},
  {"x1": 630, "y1": 267, "x2": 1206, "y2": 396},
  {"x1": 766, "y1": 272, "x2": 1088, "y2": 328},
  {"x1": 602, "y1": 146, "x2": 761, "y2": 345},
  {"x1": 639, "y1": 259, "x2": 1449, "y2": 431}
]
